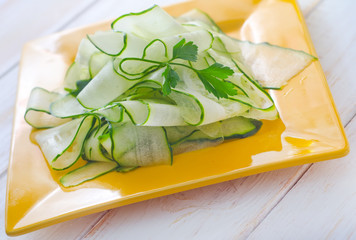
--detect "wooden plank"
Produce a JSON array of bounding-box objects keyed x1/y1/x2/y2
[
  {"x1": 304, "y1": 0, "x2": 356, "y2": 125},
  {"x1": 0, "y1": 69, "x2": 17, "y2": 174},
  {"x1": 297, "y1": 0, "x2": 322, "y2": 16},
  {"x1": 63, "y1": 0, "x2": 186, "y2": 29},
  {"x1": 0, "y1": 0, "x2": 96, "y2": 78},
  {"x1": 247, "y1": 117, "x2": 356, "y2": 239},
  {"x1": 0, "y1": 173, "x2": 108, "y2": 240},
  {"x1": 81, "y1": 166, "x2": 310, "y2": 240}
]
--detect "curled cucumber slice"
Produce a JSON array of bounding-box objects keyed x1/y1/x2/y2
[
  {"x1": 87, "y1": 31, "x2": 127, "y2": 56},
  {"x1": 111, "y1": 5, "x2": 187, "y2": 40},
  {"x1": 60, "y1": 161, "x2": 118, "y2": 187},
  {"x1": 35, "y1": 116, "x2": 95, "y2": 170},
  {"x1": 25, "y1": 87, "x2": 70, "y2": 128}
]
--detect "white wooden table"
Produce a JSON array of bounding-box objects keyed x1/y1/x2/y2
[{"x1": 1, "y1": 0, "x2": 356, "y2": 239}]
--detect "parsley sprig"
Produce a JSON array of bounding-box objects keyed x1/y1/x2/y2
[
  {"x1": 119, "y1": 38, "x2": 237, "y2": 99},
  {"x1": 163, "y1": 39, "x2": 237, "y2": 99}
]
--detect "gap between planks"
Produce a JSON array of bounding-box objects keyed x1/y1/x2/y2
[
  {"x1": 75, "y1": 211, "x2": 111, "y2": 240},
  {"x1": 244, "y1": 164, "x2": 313, "y2": 238},
  {"x1": 343, "y1": 103, "x2": 356, "y2": 128}
]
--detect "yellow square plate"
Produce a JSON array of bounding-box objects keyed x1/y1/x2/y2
[{"x1": 6, "y1": 0, "x2": 349, "y2": 236}]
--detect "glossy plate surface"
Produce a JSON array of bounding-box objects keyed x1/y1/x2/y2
[{"x1": 6, "y1": 0, "x2": 348, "y2": 236}]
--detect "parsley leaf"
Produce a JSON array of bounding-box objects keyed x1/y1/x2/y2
[
  {"x1": 196, "y1": 63, "x2": 236, "y2": 99},
  {"x1": 172, "y1": 39, "x2": 198, "y2": 62},
  {"x1": 162, "y1": 65, "x2": 180, "y2": 95},
  {"x1": 160, "y1": 39, "x2": 236, "y2": 99}
]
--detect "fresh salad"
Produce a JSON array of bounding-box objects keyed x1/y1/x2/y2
[{"x1": 25, "y1": 5, "x2": 316, "y2": 187}]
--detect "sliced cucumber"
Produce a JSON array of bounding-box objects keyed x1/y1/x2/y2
[
  {"x1": 117, "y1": 166, "x2": 138, "y2": 173},
  {"x1": 170, "y1": 116, "x2": 261, "y2": 155},
  {"x1": 221, "y1": 116, "x2": 262, "y2": 139},
  {"x1": 177, "y1": 9, "x2": 222, "y2": 33},
  {"x1": 120, "y1": 99, "x2": 185, "y2": 126},
  {"x1": 171, "y1": 130, "x2": 223, "y2": 155},
  {"x1": 64, "y1": 62, "x2": 82, "y2": 91},
  {"x1": 50, "y1": 94, "x2": 124, "y2": 122},
  {"x1": 142, "y1": 39, "x2": 168, "y2": 61},
  {"x1": 210, "y1": 37, "x2": 279, "y2": 120},
  {"x1": 119, "y1": 100, "x2": 149, "y2": 125},
  {"x1": 25, "y1": 87, "x2": 70, "y2": 128},
  {"x1": 75, "y1": 38, "x2": 100, "y2": 67},
  {"x1": 164, "y1": 125, "x2": 198, "y2": 144},
  {"x1": 83, "y1": 124, "x2": 113, "y2": 162},
  {"x1": 65, "y1": 38, "x2": 99, "y2": 89},
  {"x1": 95, "y1": 104, "x2": 124, "y2": 122},
  {"x1": 110, "y1": 122, "x2": 172, "y2": 167},
  {"x1": 60, "y1": 161, "x2": 118, "y2": 187},
  {"x1": 77, "y1": 61, "x2": 138, "y2": 109},
  {"x1": 111, "y1": 5, "x2": 187, "y2": 40},
  {"x1": 50, "y1": 94, "x2": 87, "y2": 118},
  {"x1": 89, "y1": 52, "x2": 112, "y2": 78},
  {"x1": 35, "y1": 116, "x2": 95, "y2": 170},
  {"x1": 160, "y1": 30, "x2": 213, "y2": 59},
  {"x1": 87, "y1": 31, "x2": 127, "y2": 56},
  {"x1": 216, "y1": 34, "x2": 317, "y2": 88}
]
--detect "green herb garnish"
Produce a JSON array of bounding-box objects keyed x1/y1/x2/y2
[
  {"x1": 164, "y1": 39, "x2": 236, "y2": 99},
  {"x1": 162, "y1": 64, "x2": 180, "y2": 95},
  {"x1": 195, "y1": 63, "x2": 236, "y2": 99},
  {"x1": 172, "y1": 38, "x2": 198, "y2": 61},
  {"x1": 120, "y1": 38, "x2": 237, "y2": 99}
]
